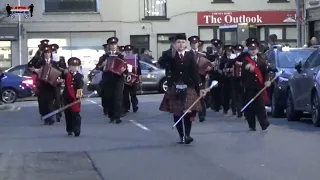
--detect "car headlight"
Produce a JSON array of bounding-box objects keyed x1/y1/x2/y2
[{"x1": 279, "y1": 77, "x2": 288, "y2": 82}]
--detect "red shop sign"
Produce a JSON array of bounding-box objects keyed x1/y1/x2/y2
[{"x1": 197, "y1": 11, "x2": 297, "y2": 25}]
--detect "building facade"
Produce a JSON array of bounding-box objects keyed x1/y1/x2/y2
[
  {"x1": 305, "y1": 0, "x2": 320, "y2": 41},
  {"x1": 0, "y1": 0, "x2": 298, "y2": 71}
]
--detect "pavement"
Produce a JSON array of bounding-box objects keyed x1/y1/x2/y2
[{"x1": 0, "y1": 94, "x2": 320, "y2": 180}]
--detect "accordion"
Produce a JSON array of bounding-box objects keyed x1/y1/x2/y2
[
  {"x1": 233, "y1": 62, "x2": 241, "y2": 77},
  {"x1": 105, "y1": 55, "x2": 127, "y2": 75},
  {"x1": 39, "y1": 64, "x2": 62, "y2": 87},
  {"x1": 196, "y1": 53, "x2": 211, "y2": 76},
  {"x1": 124, "y1": 55, "x2": 138, "y2": 86}
]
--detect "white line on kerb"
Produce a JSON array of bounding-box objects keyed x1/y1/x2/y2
[{"x1": 129, "y1": 120, "x2": 150, "y2": 131}]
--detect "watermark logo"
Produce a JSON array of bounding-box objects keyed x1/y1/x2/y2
[{"x1": 6, "y1": 4, "x2": 34, "y2": 18}]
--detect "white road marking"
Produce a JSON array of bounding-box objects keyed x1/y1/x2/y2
[
  {"x1": 86, "y1": 100, "x2": 98, "y2": 104},
  {"x1": 129, "y1": 120, "x2": 150, "y2": 131}
]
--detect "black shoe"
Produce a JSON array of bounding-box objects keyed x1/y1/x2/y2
[
  {"x1": 109, "y1": 119, "x2": 115, "y2": 123},
  {"x1": 214, "y1": 109, "x2": 219, "y2": 112},
  {"x1": 261, "y1": 123, "x2": 270, "y2": 130},
  {"x1": 67, "y1": 132, "x2": 72, "y2": 136},
  {"x1": 74, "y1": 131, "x2": 80, "y2": 137},
  {"x1": 199, "y1": 117, "x2": 205, "y2": 122},
  {"x1": 56, "y1": 117, "x2": 61, "y2": 122},
  {"x1": 48, "y1": 119, "x2": 55, "y2": 125},
  {"x1": 184, "y1": 136, "x2": 194, "y2": 144},
  {"x1": 133, "y1": 106, "x2": 138, "y2": 113},
  {"x1": 250, "y1": 128, "x2": 256, "y2": 131},
  {"x1": 115, "y1": 119, "x2": 122, "y2": 124},
  {"x1": 232, "y1": 112, "x2": 236, "y2": 115},
  {"x1": 237, "y1": 114, "x2": 242, "y2": 118},
  {"x1": 178, "y1": 137, "x2": 184, "y2": 144},
  {"x1": 44, "y1": 121, "x2": 50, "y2": 125}
]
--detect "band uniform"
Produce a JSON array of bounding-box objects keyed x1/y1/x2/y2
[
  {"x1": 62, "y1": 57, "x2": 84, "y2": 136},
  {"x1": 240, "y1": 38, "x2": 270, "y2": 131},
  {"x1": 122, "y1": 45, "x2": 142, "y2": 115},
  {"x1": 96, "y1": 37, "x2": 126, "y2": 124},
  {"x1": 96, "y1": 44, "x2": 109, "y2": 115},
  {"x1": 159, "y1": 33, "x2": 203, "y2": 144}
]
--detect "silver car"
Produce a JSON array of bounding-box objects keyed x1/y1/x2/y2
[{"x1": 87, "y1": 61, "x2": 167, "y2": 95}]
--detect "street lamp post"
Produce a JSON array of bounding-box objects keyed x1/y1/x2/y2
[
  {"x1": 295, "y1": 0, "x2": 302, "y2": 47},
  {"x1": 18, "y1": 0, "x2": 22, "y2": 65}
]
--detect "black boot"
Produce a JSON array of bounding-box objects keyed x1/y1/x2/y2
[
  {"x1": 133, "y1": 106, "x2": 138, "y2": 113},
  {"x1": 115, "y1": 119, "x2": 122, "y2": 124}
]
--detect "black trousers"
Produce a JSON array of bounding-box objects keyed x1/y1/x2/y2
[
  {"x1": 100, "y1": 80, "x2": 108, "y2": 114},
  {"x1": 38, "y1": 82, "x2": 56, "y2": 121},
  {"x1": 243, "y1": 90, "x2": 269, "y2": 129},
  {"x1": 174, "y1": 114, "x2": 192, "y2": 138},
  {"x1": 222, "y1": 76, "x2": 233, "y2": 113},
  {"x1": 123, "y1": 83, "x2": 138, "y2": 112},
  {"x1": 209, "y1": 72, "x2": 222, "y2": 111},
  {"x1": 54, "y1": 86, "x2": 62, "y2": 118},
  {"x1": 104, "y1": 73, "x2": 125, "y2": 120},
  {"x1": 64, "y1": 109, "x2": 81, "y2": 134},
  {"x1": 232, "y1": 78, "x2": 243, "y2": 117},
  {"x1": 198, "y1": 75, "x2": 206, "y2": 119}
]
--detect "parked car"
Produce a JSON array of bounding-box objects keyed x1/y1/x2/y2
[
  {"x1": 265, "y1": 46, "x2": 316, "y2": 117},
  {"x1": 87, "y1": 61, "x2": 167, "y2": 95},
  {"x1": 1, "y1": 72, "x2": 35, "y2": 103},
  {"x1": 287, "y1": 48, "x2": 320, "y2": 126}
]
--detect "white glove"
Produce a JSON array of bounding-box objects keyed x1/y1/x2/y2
[
  {"x1": 200, "y1": 89, "x2": 207, "y2": 97},
  {"x1": 102, "y1": 60, "x2": 107, "y2": 66},
  {"x1": 248, "y1": 64, "x2": 255, "y2": 72},
  {"x1": 245, "y1": 64, "x2": 251, "y2": 70},
  {"x1": 264, "y1": 81, "x2": 271, "y2": 87}
]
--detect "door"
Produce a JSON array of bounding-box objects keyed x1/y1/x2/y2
[
  {"x1": 219, "y1": 27, "x2": 237, "y2": 45},
  {"x1": 293, "y1": 51, "x2": 318, "y2": 107},
  {"x1": 299, "y1": 53, "x2": 320, "y2": 108},
  {"x1": 130, "y1": 35, "x2": 150, "y2": 57},
  {"x1": 140, "y1": 61, "x2": 157, "y2": 87}
]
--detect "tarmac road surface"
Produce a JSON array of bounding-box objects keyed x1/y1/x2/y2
[{"x1": 0, "y1": 94, "x2": 320, "y2": 180}]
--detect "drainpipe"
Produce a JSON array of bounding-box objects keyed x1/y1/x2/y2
[{"x1": 296, "y1": 0, "x2": 302, "y2": 47}]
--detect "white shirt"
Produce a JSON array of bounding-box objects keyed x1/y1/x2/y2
[
  {"x1": 178, "y1": 51, "x2": 186, "y2": 57},
  {"x1": 251, "y1": 56, "x2": 258, "y2": 61},
  {"x1": 192, "y1": 49, "x2": 198, "y2": 54}
]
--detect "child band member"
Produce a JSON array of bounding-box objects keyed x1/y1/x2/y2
[{"x1": 63, "y1": 57, "x2": 84, "y2": 136}]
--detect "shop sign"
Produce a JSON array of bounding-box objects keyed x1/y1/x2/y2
[
  {"x1": 0, "y1": 25, "x2": 18, "y2": 40},
  {"x1": 197, "y1": 11, "x2": 297, "y2": 25}
]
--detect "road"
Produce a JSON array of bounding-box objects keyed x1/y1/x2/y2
[{"x1": 0, "y1": 94, "x2": 320, "y2": 180}]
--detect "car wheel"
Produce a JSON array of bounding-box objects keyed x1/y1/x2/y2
[
  {"x1": 271, "y1": 93, "x2": 284, "y2": 118},
  {"x1": 311, "y1": 92, "x2": 320, "y2": 127},
  {"x1": 1, "y1": 88, "x2": 17, "y2": 104},
  {"x1": 286, "y1": 91, "x2": 301, "y2": 121},
  {"x1": 159, "y1": 79, "x2": 168, "y2": 93}
]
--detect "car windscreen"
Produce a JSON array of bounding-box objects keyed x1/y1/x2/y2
[{"x1": 278, "y1": 49, "x2": 315, "y2": 68}]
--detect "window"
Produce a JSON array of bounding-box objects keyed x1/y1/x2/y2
[
  {"x1": 7, "y1": 66, "x2": 25, "y2": 76},
  {"x1": 269, "y1": 28, "x2": 283, "y2": 40},
  {"x1": 44, "y1": 0, "x2": 97, "y2": 13},
  {"x1": 309, "y1": 54, "x2": 320, "y2": 68},
  {"x1": 199, "y1": 28, "x2": 214, "y2": 41},
  {"x1": 303, "y1": 51, "x2": 317, "y2": 68},
  {"x1": 286, "y1": 27, "x2": 297, "y2": 40},
  {"x1": 144, "y1": 0, "x2": 167, "y2": 19},
  {"x1": 211, "y1": 0, "x2": 233, "y2": 3},
  {"x1": 260, "y1": 27, "x2": 265, "y2": 41},
  {"x1": 0, "y1": 41, "x2": 11, "y2": 68},
  {"x1": 140, "y1": 62, "x2": 150, "y2": 70},
  {"x1": 268, "y1": 0, "x2": 289, "y2": 2}
]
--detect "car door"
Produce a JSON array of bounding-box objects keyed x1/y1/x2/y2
[
  {"x1": 140, "y1": 62, "x2": 156, "y2": 87},
  {"x1": 299, "y1": 53, "x2": 320, "y2": 109},
  {"x1": 293, "y1": 52, "x2": 317, "y2": 108}
]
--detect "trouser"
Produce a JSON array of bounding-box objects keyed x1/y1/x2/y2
[
  {"x1": 243, "y1": 90, "x2": 269, "y2": 129},
  {"x1": 174, "y1": 114, "x2": 193, "y2": 138},
  {"x1": 54, "y1": 86, "x2": 62, "y2": 119},
  {"x1": 198, "y1": 75, "x2": 206, "y2": 119},
  {"x1": 232, "y1": 78, "x2": 243, "y2": 117},
  {"x1": 105, "y1": 73, "x2": 125, "y2": 120},
  {"x1": 209, "y1": 72, "x2": 222, "y2": 111},
  {"x1": 38, "y1": 82, "x2": 56, "y2": 122},
  {"x1": 222, "y1": 76, "x2": 233, "y2": 113},
  {"x1": 64, "y1": 109, "x2": 81, "y2": 134},
  {"x1": 123, "y1": 83, "x2": 138, "y2": 112},
  {"x1": 100, "y1": 76, "x2": 108, "y2": 114}
]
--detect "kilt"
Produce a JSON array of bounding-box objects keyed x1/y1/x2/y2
[{"x1": 159, "y1": 87, "x2": 202, "y2": 116}]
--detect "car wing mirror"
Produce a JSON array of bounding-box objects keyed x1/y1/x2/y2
[{"x1": 294, "y1": 61, "x2": 302, "y2": 72}]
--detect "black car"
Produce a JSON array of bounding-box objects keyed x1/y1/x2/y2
[{"x1": 265, "y1": 46, "x2": 316, "y2": 117}]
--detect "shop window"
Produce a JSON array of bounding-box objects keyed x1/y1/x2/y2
[
  {"x1": 269, "y1": 27, "x2": 283, "y2": 40},
  {"x1": 144, "y1": 0, "x2": 167, "y2": 19},
  {"x1": 260, "y1": 27, "x2": 265, "y2": 41},
  {"x1": 199, "y1": 28, "x2": 214, "y2": 41},
  {"x1": 44, "y1": 0, "x2": 97, "y2": 13},
  {"x1": 285, "y1": 27, "x2": 297, "y2": 40},
  {"x1": 0, "y1": 41, "x2": 11, "y2": 68}
]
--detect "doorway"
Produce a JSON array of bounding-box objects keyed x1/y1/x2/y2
[
  {"x1": 130, "y1": 35, "x2": 150, "y2": 57},
  {"x1": 219, "y1": 27, "x2": 237, "y2": 45}
]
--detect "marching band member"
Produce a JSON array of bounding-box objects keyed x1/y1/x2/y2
[
  {"x1": 122, "y1": 45, "x2": 142, "y2": 115},
  {"x1": 50, "y1": 43, "x2": 66, "y2": 122},
  {"x1": 160, "y1": 33, "x2": 205, "y2": 144},
  {"x1": 241, "y1": 38, "x2": 270, "y2": 131},
  {"x1": 232, "y1": 44, "x2": 245, "y2": 118},
  {"x1": 96, "y1": 43, "x2": 109, "y2": 115},
  {"x1": 198, "y1": 40, "x2": 205, "y2": 52},
  {"x1": 96, "y1": 37, "x2": 125, "y2": 124},
  {"x1": 63, "y1": 57, "x2": 84, "y2": 136},
  {"x1": 159, "y1": 36, "x2": 176, "y2": 112},
  {"x1": 221, "y1": 45, "x2": 235, "y2": 115},
  {"x1": 207, "y1": 39, "x2": 223, "y2": 112},
  {"x1": 30, "y1": 45, "x2": 61, "y2": 125},
  {"x1": 119, "y1": 46, "x2": 125, "y2": 55},
  {"x1": 188, "y1": 36, "x2": 212, "y2": 122}
]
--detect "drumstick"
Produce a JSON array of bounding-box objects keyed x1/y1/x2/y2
[
  {"x1": 41, "y1": 91, "x2": 97, "y2": 121},
  {"x1": 172, "y1": 80, "x2": 218, "y2": 129},
  {"x1": 240, "y1": 70, "x2": 283, "y2": 112}
]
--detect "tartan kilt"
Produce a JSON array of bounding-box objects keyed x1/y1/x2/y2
[{"x1": 159, "y1": 87, "x2": 202, "y2": 115}]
